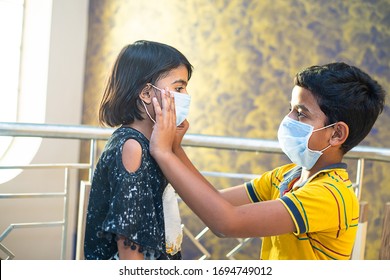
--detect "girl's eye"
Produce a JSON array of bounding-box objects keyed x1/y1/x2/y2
[
  {"x1": 175, "y1": 87, "x2": 185, "y2": 93},
  {"x1": 297, "y1": 111, "x2": 305, "y2": 118}
]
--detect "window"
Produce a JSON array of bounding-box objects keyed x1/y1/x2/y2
[
  {"x1": 0, "y1": 0, "x2": 53, "y2": 183},
  {"x1": 0, "y1": 0, "x2": 24, "y2": 159}
]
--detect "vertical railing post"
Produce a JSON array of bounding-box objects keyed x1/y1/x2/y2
[
  {"x1": 351, "y1": 201, "x2": 369, "y2": 259},
  {"x1": 379, "y1": 202, "x2": 390, "y2": 259},
  {"x1": 88, "y1": 139, "x2": 97, "y2": 182},
  {"x1": 75, "y1": 181, "x2": 91, "y2": 260},
  {"x1": 355, "y1": 158, "x2": 365, "y2": 200},
  {"x1": 61, "y1": 167, "x2": 70, "y2": 259}
]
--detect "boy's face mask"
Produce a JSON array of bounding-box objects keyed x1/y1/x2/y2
[
  {"x1": 143, "y1": 84, "x2": 191, "y2": 126},
  {"x1": 277, "y1": 116, "x2": 336, "y2": 170}
]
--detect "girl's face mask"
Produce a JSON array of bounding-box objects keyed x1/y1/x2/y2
[
  {"x1": 277, "y1": 116, "x2": 336, "y2": 170},
  {"x1": 142, "y1": 84, "x2": 191, "y2": 126}
]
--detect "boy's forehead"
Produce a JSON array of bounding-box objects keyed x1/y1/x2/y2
[
  {"x1": 290, "y1": 86, "x2": 317, "y2": 107},
  {"x1": 290, "y1": 85, "x2": 327, "y2": 120}
]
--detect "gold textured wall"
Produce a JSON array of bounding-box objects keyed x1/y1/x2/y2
[{"x1": 82, "y1": 0, "x2": 390, "y2": 259}]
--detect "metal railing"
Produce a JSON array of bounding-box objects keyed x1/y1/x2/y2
[{"x1": 1, "y1": 122, "x2": 390, "y2": 260}]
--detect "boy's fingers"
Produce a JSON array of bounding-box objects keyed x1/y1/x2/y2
[
  {"x1": 163, "y1": 88, "x2": 172, "y2": 112},
  {"x1": 152, "y1": 96, "x2": 161, "y2": 112},
  {"x1": 165, "y1": 88, "x2": 176, "y2": 124},
  {"x1": 161, "y1": 90, "x2": 169, "y2": 115},
  {"x1": 153, "y1": 89, "x2": 176, "y2": 127},
  {"x1": 152, "y1": 97, "x2": 162, "y2": 121},
  {"x1": 171, "y1": 91, "x2": 176, "y2": 113}
]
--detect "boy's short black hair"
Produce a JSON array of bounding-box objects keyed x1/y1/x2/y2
[
  {"x1": 99, "y1": 40, "x2": 193, "y2": 127},
  {"x1": 294, "y1": 62, "x2": 386, "y2": 154}
]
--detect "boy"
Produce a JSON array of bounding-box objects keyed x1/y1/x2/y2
[{"x1": 149, "y1": 62, "x2": 386, "y2": 259}]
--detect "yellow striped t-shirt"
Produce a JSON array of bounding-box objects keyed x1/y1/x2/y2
[{"x1": 245, "y1": 163, "x2": 359, "y2": 260}]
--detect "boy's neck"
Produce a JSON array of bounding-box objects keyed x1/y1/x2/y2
[{"x1": 299, "y1": 160, "x2": 345, "y2": 181}]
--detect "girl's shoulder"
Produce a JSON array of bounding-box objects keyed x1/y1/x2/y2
[
  {"x1": 114, "y1": 126, "x2": 147, "y2": 140},
  {"x1": 108, "y1": 126, "x2": 149, "y2": 147}
]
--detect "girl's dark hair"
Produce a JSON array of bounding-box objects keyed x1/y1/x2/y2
[
  {"x1": 294, "y1": 62, "x2": 386, "y2": 154},
  {"x1": 99, "y1": 40, "x2": 193, "y2": 127}
]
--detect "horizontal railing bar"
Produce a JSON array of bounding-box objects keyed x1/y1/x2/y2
[
  {"x1": 0, "y1": 163, "x2": 91, "y2": 169},
  {"x1": 346, "y1": 146, "x2": 390, "y2": 162},
  {"x1": 201, "y1": 171, "x2": 258, "y2": 180},
  {"x1": 183, "y1": 134, "x2": 390, "y2": 162},
  {"x1": 0, "y1": 193, "x2": 66, "y2": 199},
  {"x1": 0, "y1": 122, "x2": 113, "y2": 140},
  {"x1": 183, "y1": 134, "x2": 281, "y2": 152},
  {"x1": 1, "y1": 122, "x2": 390, "y2": 162}
]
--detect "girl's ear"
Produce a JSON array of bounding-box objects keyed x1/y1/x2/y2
[
  {"x1": 139, "y1": 84, "x2": 153, "y2": 104},
  {"x1": 330, "y1": 121, "x2": 349, "y2": 146}
]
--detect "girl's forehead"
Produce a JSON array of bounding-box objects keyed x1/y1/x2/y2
[{"x1": 160, "y1": 66, "x2": 188, "y2": 81}]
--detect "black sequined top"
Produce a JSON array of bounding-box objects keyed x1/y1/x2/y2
[{"x1": 84, "y1": 127, "x2": 168, "y2": 259}]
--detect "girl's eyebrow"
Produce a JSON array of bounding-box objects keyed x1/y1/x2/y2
[{"x1": 171, "y1": 79, "x2": 188, "y2": 86}]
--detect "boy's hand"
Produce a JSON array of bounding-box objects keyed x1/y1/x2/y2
[
  {"x1": 150, "y1": 89, "x2": 176, "y2": 159},
  {"x1": 173, "y1": 119, "x2": 189, "y2": 152}
]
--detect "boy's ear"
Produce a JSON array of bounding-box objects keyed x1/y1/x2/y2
[
  {"x1": 139, "y1": 84, "x2": 153, "y2": 104},
  {"x1": 330, "y1": 121, "x2": 349, "y2": 146}
]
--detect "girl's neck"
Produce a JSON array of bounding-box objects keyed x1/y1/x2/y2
[{"x1": 125, "y1": 119, "x2": 154, "y2": 140}]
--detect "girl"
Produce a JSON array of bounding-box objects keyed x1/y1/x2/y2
[{"x1": 84, "y1": 40, "x2": 193, "y2": 260}]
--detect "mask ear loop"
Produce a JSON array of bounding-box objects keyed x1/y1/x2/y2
[
  {"x1": 141, "y1": 83, "x2": 158, "y2": 124},
  {"x1": 312, "y1": 122, "x2": 337, "y2": 132},
  {"x1": 148, "y1": 83, "x2": 163, "y2": 92},
  {"x1": 312, "y1": 122, "x2": 337, "y2": 152},
  {"x1": 141, "y1": 100, "x2": 156, "y2": 124},
  {"x1": 144, "y1": 83, "x2": 166, "y2": 124}
]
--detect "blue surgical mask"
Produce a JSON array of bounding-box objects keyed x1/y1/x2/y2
[
  {"x1": 277, "y1": 116, "x2": 335, "y2": 170},
  {"x1": 144, "y1": 84, "x2": 191, "y2": 126}
]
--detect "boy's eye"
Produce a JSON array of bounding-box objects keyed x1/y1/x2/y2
[
  {"x1": 288, "y1": 107, "x2": 305, "y2": 118},
  {"x1": 297, "y1": 111, "x2": 306, "y2": 118}
]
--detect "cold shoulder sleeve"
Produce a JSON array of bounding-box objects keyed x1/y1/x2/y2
[{"x1": 102, "y1": 172, "x2": 164, "y2": 247}]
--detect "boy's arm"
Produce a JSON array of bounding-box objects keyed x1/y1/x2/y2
[
  {"x1": 173, "y1": 121, "x2": 250, "y2": 202},
  {"x1": 172, "y1": 120, "x2": 217, "y2": 193},
  {"x1": 150, "y1": 93, "x2": 295, "y2": 238},
  {"x1": 220, "y1": 185, "x2": 252, "y2": 206},
  {"x1": 153, "y1": 147, "x2": 295, "y2": 237}
]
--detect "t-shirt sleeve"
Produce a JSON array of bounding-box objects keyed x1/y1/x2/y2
[{"x1": 245, "y1": 166, "x2": 284, "y2": 202}]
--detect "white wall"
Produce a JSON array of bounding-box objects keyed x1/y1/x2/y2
[{"x1": 0, "y1": 0, "x2": 89, "y2": 259}]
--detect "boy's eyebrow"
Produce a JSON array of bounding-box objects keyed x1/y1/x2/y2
[
  {"x1": 292, "y1": 104, "x2": 310, "y2": 113},
  {"x1": 298, "y1": 104, "x2": 310, "y2": 112}
]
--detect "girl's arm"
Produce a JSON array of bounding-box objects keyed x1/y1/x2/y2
[{"x1": 150, "y1": 93, "x2": 295, "y2": 238}]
